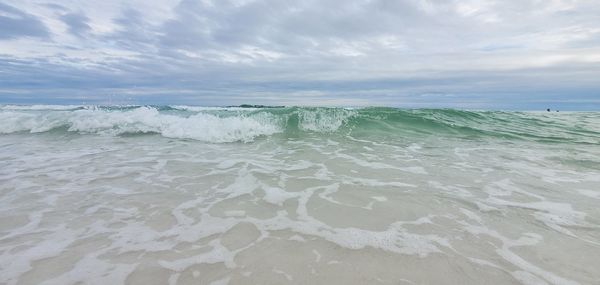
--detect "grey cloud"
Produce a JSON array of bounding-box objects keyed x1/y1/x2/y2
[
  {"x1": 0, "y1": 0, "x2": 599, "y2": 109},
  {"x1": 158, "y1": 0, "x2": 424, "y2": 51},
  {"x1": 61, "y1": 12, "x2": 92, "y2": 37},
  {"x1": 0, "y1": 3, "x2": 49, "y2": 39},
  {"x1": 42, "y1": 3, "x2": 68, "y2": 12}
]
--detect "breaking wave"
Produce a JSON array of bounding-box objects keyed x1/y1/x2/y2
[{"x1": 1, "y1": 105, "x2": 599, "y2": 144}]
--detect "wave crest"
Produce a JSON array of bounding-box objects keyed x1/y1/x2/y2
[
  {"x1": 297, "y1": 108, "x2": 356, "y2": 132},
  {"x1": 2, "y1": 105, "x2": 599, "y2": 144},
  {"x1": 0, "y1": 107, "x2": 285, "y2": 143}
]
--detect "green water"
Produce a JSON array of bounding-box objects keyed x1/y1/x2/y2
[{"x1": 1, "y1": 105, "x2": 599, "y2": 284}]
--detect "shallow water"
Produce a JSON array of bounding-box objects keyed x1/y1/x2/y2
[{"x1": 1, "y1": 105, "x2": 599, "y2": 284}]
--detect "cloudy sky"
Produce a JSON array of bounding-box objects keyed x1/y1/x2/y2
[{"x1": 1, "y1": 0, "x2": 599, "y2": 109}]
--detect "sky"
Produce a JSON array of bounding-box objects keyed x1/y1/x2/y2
[{"x1": 0, "y1": 0, "x2": 599, "y2": 109}]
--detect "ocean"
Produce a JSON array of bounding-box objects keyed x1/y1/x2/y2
[{"x1": 1, "y1": 105, "x2": 599, "y2": 284}]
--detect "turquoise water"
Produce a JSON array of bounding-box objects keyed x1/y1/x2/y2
[
  {"x1": 1, "y1": 105, "x2": 599, "y2": 284},
  {"x1": 1, "y1": 105, "x2": 599, "y2": 144}
]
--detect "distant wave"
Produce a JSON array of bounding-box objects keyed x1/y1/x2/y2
[
  {"x1": 1, "y1": 105, "x2": 599, "y2": 144},
  {"x1": 0, "y1": 104, "x2": 86, "y2": 111}
]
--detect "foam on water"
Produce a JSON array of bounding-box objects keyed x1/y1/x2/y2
[
  {"x1": 1, "y1": 105, "x2": 599, "y2": 284},
  {"x1": 0, "y1": 107, "x2": 284, "y2": 142},
  {"x1": 0, "y1": 104, "x2": 85, "y2": 111},
  {"x1": 296, "y1": 107, "x2": 356, "y2": 132},
  {"x1": 1, "y1": 105, "x2": 600, "y2": 145}
]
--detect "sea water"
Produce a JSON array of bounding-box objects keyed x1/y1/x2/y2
[{"x1": 0, "y1": 105, "x2": 599, "y2": 284}]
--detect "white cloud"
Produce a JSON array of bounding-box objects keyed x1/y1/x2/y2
[{"x1": 0, "y1": 0, "x2": 599, "y2": 107}]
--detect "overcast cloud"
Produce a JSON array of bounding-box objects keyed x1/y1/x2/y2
[{"x1": 0, "y1": 0, "x2": 599, "y2": 109}]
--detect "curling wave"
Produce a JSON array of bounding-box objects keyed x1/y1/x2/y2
[{"x1": 1, "y1": 105, "x2": 599, "y2": 144}]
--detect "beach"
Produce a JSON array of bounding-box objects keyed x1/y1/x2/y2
[{"x1": 1, "y1": 105, "x2": 599, "y2": 284}]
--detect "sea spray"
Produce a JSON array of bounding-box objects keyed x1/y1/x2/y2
[{"x1": 1, "y1": 105, "x2": 599, "y2": 144}]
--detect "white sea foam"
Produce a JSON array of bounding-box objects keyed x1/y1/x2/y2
[
  {"x1": 0, "y1": 106, "x2": 362, "y2": 140},
  {"x1": 577, "y1": 189, "x2": 600, "y2": 199},
  {"x1": 297, "y1": 108, "x2": 355, "y2": 132},
  {"x1": 0, "y1": 104, "x2": 84, "y2": 110},
  {"x1": 1, "y1": 107, "x2": 599, "y2": 284},
  {"x1": 0, "y1": 107, "x2": 284, "y2": 142},
  {"x1": 169, "y1": 105, "x2": 260, "y2": 112}
]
